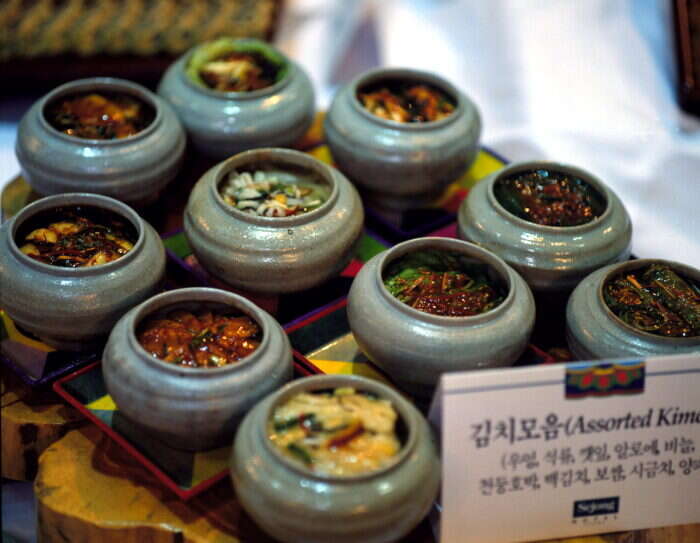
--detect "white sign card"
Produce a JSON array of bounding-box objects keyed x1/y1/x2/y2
[{"x1": 429, "y1": 354, "x2": 700, "y2": 543}]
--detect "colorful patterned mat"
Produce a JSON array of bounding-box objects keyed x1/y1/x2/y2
[
  {"x1": 53, "y1": 355, "x2": 319, "y2": 500},
  {"x1": 162, "y1": 228, "x2": 389, "y2": 323}
]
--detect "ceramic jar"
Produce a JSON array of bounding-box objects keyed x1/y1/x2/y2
[
  {"x1": 0, "y1": 193, "x2": 165, "y2": 350},
  {"x1": 102, "y1": 287, "x2": 293, "y2": 451},
  {"x1": 231, "y1": 374, "x2": 440, "y2": 543},
  {"x1": 347, "y1": 237, "x2": 535, "y2": 399},
  {"x1": 566, "y1": 259, "x2": 700, "y2": 360},
  {"x1": 15, "y1": 77, "x2": 185, "y2": 207},
  {"x1": 324, "y1": 67, "x2": 481, "y2": 208},
  {"x1": 157, "y1": 38, "x2": 315, "y2": 159},
  {"x1": 184, "y1": 147, "x2": 364, "y2": 294},
  {"x1": 458, "y1": 161, "x2": 632, "y2": 293}
]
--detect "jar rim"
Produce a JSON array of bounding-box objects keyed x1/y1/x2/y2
[
  {"x1": 260, "y1": 374, "x2": 419, "y2": 483},
  {"x1": 9, "y1": 192, "x2": 146, "y2": 276},
  {"x1": 349, "y1": 67, "x2": 464, "y2": 131},
  {"x1": 127, "y1": 287, "x2": 274, "y2": 375},
  {"x1": 38, "y1": 77, "x2": 163, "y2": 145},
  {"x1": 179, "y1": 38, "x2": 293, "y2": 100},
  {"x1": 209, "y1": 147, "x2": 340, "y2": 226},
  {"x1": 597, "y1": 258, "x2": 700, "y2": 342},
  {"x1": 375, "y1": 236, "x2": 516, "y2": 324},
  {"x1": 486, "y1": 161, "x2": 613, "y2": 233}
]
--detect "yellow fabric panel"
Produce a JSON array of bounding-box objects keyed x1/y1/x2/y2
[
  {"x1": 0, "y1": 309, "x2": 54, "y2": 353},
  {"x1": 86, "y1": 395, "x2": 117, "y2": 411},
  {"x1": 191, "y1": 445, "x2": 230, "y2": 486},
  {"x1": 308, "y1": 359, "x2": 391, "y2": 385}
]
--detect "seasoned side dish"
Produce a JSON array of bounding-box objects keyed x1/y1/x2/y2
[
  {"x1": 45, "y1": 92, "x2": 155, "y2": 139},
  {"x1": 493, "y1": 169, "x2": 606, "y2": 227},
  {"x1": 269, "y1": 387, "x2": 401, "y2": 476},
  {"x1": 220, "y1": 169, "x2": 328, "y2": 217},
  {"x1": 186, "y1": 38, "x2": 287, "y2": 93},
  {"x1": 137, "y1": 309, "x2": 261, "y2": 367},
  {"x1": 16, "y1": 206, "x2": 136, "y2": 267},
  {"x1": 357, "y1": 80, "x2": 455, "y2": 123},
  {"x1": 383, "y1": 250, "x2": 506, "y2": 317},
  {"x1": 199, "y1": 50, "x2": 278, "y2": 92},
  {"x1": 604, "y1": 263, "x2": 700, "y2": 337}
]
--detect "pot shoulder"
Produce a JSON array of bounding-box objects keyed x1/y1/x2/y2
[
  {"x1": 459, "y1": 175, "x2": 632, "y2": 276},
  {"x1": 347, "y1": 254, "x2": 534, "y2": 377},
  {"x1": 158, "y1": 58, "x2": 315, "y2": 148},
  {"x1": 325, "y1": 86, "x2": 480, "y2": 158},
  {"x1": 0, "y1": 222, "x2": 165, "y2": 325}
]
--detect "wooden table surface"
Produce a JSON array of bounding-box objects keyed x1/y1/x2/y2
[
  {"x1": 5, "y1": 350, "x2": 697, "y2": 543},
  {"x1": 1, "y1": 367, "x2": 85, "y2": 481},
  {"x1": 27, "y1": 423, "x2": 699, "y2": 543}
]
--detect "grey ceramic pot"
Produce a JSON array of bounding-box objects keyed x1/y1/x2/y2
[
  {"x1": 458, "y1": 161, "x2": 632, "y2": 293},
  {"x1": 347, "y1": 237, "x2": 535, "y2": 399},
  {"x1": 231, "y1": 374, "x2": 440, "y2": 543},
  {"x1": 0, "y1": 193, "x2": 165, "y2": 350},
  {"x1": 324, "y1": 67, "x2": 481, "y2": 209},
  {"x1": 157, "y1": 39, "x2": 315, "y2": 159},
  {"x1": 566, "y1": 259, "x2": 700, "y2": 360},
  {"x1": 15, "y1": 78, "x2": 185, "y2": 207},
  {"x1": 184, "y1": 148, "x2": 364, "y2": 294},
  {"x1": 103, "y1": 287, "x2": 293, "y2": 451}
]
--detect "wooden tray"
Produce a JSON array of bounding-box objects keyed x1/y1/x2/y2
[{"x1": 52, "y1": 354, "x2": 321, "y2": 500}]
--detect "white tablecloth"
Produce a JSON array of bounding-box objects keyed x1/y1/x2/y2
[{"x1": 276, "y1": 0, "x2": 700, "y2": 267}]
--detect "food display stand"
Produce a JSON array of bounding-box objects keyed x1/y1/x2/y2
[{"x1": 2, "y1": 106, "x2": 699, "y2": 543}]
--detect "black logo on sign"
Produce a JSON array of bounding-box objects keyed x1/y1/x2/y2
[{"x1": 573, "y1": 497, "x2": 620, "y2": 518}]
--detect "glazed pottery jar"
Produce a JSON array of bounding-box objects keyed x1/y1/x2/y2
[
  {"x1": 0, "y1": 193, "x2": 165, "y2": 350},
  {"x1": 566, "y1": 259, "x2": 700, "y2": 360},
  {"x1": 184, "y1": 147, "x2": 364, "y2": 294},
  {"x1": 15, "y1": 77, "x2": 185, "y2": 207},
  {"x1": 458, "y1": 161, "x2": 632, "y2": 293},
  {"x1": 157, "y1": 37, "x2": 315, "y2": 159},
  {"x1": 324, "y1": 67, "x2": 481, "y2": 208},
  {"x1": 231, "y1": 374, "x2": 440, "y2": 543},
  {"x1": 103, "y1": 287, "x2": 293, "y2": 451},
  {"x1": 347, "y1": 237, "x2": 535, "y2": 399}
]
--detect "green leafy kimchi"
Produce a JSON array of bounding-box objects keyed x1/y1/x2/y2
[
  {"x1": 493, "y1": 169, "x2": 606, "y2": 227},
  {"x1": 604, "y1": 263, "x2": 700, "y2": 337},
  {"x1": 383, "y1": 250, "x2": 506, "y2": 317}
]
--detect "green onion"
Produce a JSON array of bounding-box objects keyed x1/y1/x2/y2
[
  {"x1": 274, "y1": 415, "x2": 305, "y2": 432},
  {"x1": 287, "y1": 443, "x2": 313, "y2": 465}
]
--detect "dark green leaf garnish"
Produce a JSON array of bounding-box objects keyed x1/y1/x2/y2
[
  {"x1": 383, "y1": 250, "x2": 505, "y2": 317},
  {"x1": 274, "y1": 415, "x2": 304, "y2": 432},
  {"x1": 287, "y1": 443, "x2": 313, "y2": 465}
]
